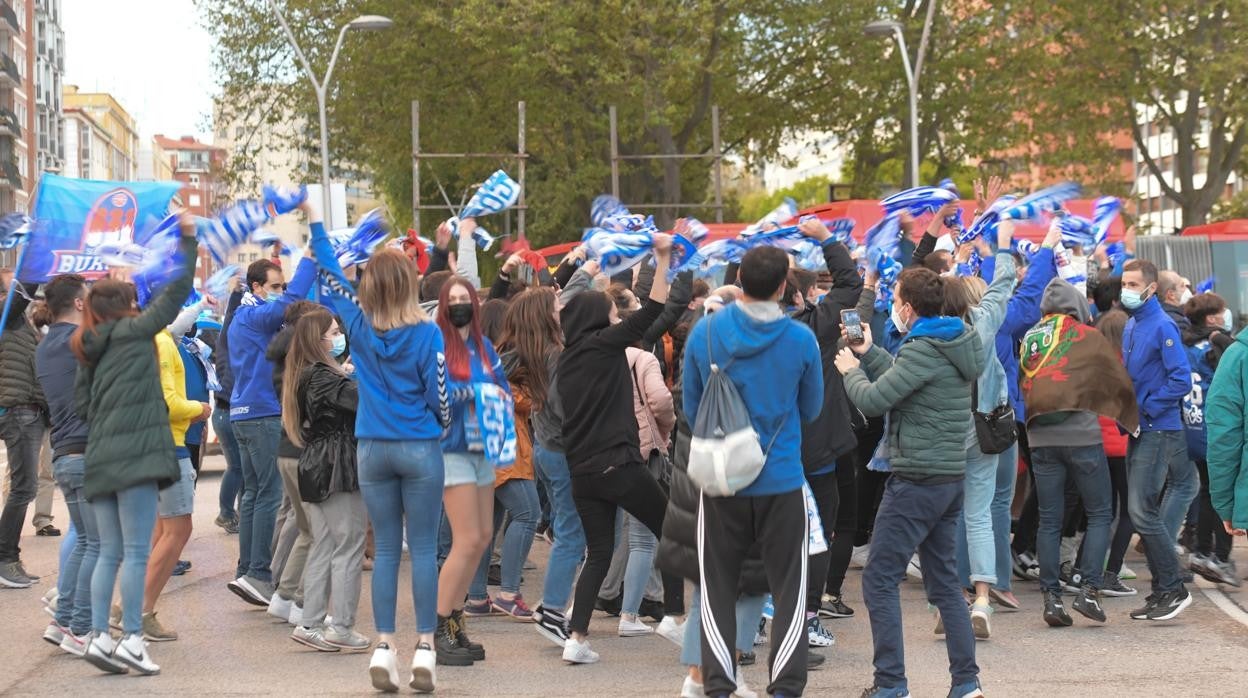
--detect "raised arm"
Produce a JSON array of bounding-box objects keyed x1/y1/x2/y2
[{"x1": 132, "y1": 217, "x2": 200, "y2": 338}]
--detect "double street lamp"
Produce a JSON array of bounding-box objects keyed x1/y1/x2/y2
[
  {"x1": 864, "y1": 19, "x2": 919, "y2": 189},
  {"x1": 268, "y1": 3, "x2": 395, "y2": 223}
]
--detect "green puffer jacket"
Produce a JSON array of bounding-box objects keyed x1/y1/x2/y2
[
  {"x1": 1207, "y1": 331, "x2": 1248, "y2": 529},
  {"x1": 0, "y1": 322, "x2": 46, "y2": 410},
  {"x1": 842, "y1": 316, "x2": 983, "y2": 478},
  {"x1": 75, "y1": 236, "x2": 198, "y2": 500}
]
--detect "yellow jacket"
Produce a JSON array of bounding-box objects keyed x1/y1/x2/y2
[{"x1": 156, "y1": 331, "x2": 202, "y2": 448}]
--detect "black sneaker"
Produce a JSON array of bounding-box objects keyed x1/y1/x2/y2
[
  {"x1": 1145, "y1": 587, "x2": 1192, "y2": 621},
  {"x1": 595, "y1": 595, "x2": 621, "y2": 617},
  {"x1": 819, "y1": 594, "x2": 855, "y2": 619},
  {"x1": 739, "y1": 650, "x2": 756, "y2": 666},
  {"x1": 807, "y1": 650, "x2": 825, "y2": 670},
  {"x1": 1072, "y1": 586, "x2": 1106, "y2": 623},
  {"x1": 487, "y1": 564, "x2": 502, "y2": 586},
  {"x1": 35, "y1": 524, "x2": 61, "y2": 537},
  {"x1": 638, "y1": 598, "x2": 665, "y2": 623},
  {"x1": 1013, "y1": 551, "x2": 1040, "y2": 581},
  {"x1": 533, "y1": 605, "x2": 569, "y2": 647},
  {"x1": 1101, "y1": 572, "x2": 1138, "y2": 597},
  {"x1": 434, "y1": 615, "x2": 474, "y2": 666},
  {"x1": 1043, "y1": 590, "x2": 1072, "y2": 627},
  {"x1": 1129, "y1": 593, "x2": 1160, "y2": 620},
  {"x1": 1059, "y1": 561, "x2": 1082, "y2": 594}
]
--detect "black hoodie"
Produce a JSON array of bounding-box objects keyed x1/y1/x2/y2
[{"x1": 556, "y1": 291, "x2": 664, "y2": 476}]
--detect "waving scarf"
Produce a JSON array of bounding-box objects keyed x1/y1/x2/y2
[{"x1": 1002, "y1": 182, "x2": 1081, "y2": 222}]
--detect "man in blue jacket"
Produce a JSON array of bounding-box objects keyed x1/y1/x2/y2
[
  {"x1": 683, "y1": 246, "x2": 824, "y2": 698},
  {"x1": 226, "y1": 236, "x2": 318, "y2": 607},
  {"x1": 1121, "y1": 259, "x2": 1195, "y2": 621}
]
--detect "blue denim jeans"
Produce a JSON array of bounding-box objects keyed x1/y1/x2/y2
[
  {"x1": 90, "y1": 481, "x2": 158, "y2": 634},
  {"x1": 680, "y1": 585, "x2": 765, "y2": 667},
  {"x1": 1162, "y1": 455, "x2": 1199, "y2": 540},
  {"x1": 470, "y1": 478, "x2": 541, "y2": 598},
  {"x1": 358, "y1": 438, "x2": 444, "y2": 634},
  {"x1": 532, "y1": 443, "x2": 586, "y2": 612},
  {"x1": 213, "y1": 408, "x2": 244, "y2": 520},
  {"x1": 956, "y1": 444, "x2": 999, "y2": 587},
  {"x1": 864, "y1": 476, "x2": 978, "y2": 693},
  {"x1": 0, "y1": 407, "x2": 45, "y2": 562},
  {"x1": 1032, "y1": 445, "x2": 1113, "y2": 592},
  {"x1": 53, "y1": 454, "x2": 96, "y2": 635},
  {"x1": 990, "y1": 444, "x2": 1017, "y2": 592},
  {"x1": 233, "y1": 417, "x2": 283, "y2": 582},
  {"x1": 621, "y1": 511, "x2": 658, "y2": 616},
  {"x1": 1127, "y1": 430, "x2": 1188, "y2": 595}
]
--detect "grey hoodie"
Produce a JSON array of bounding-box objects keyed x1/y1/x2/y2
[{"x1": 1026, "y1": 279, "x2": 1102, "y2": 449}]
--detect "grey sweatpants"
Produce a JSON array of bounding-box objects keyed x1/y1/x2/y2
[
  {"x1": 271, "y1": 456, "x2": 311, "y2": 604},
  {"x1": 302, "y1": 490, "x2": 366, "y2": 630}
]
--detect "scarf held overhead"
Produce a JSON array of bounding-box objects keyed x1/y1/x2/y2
[{"x1": 1020, "y1": 314, "x2": 1139, "y2": 434}]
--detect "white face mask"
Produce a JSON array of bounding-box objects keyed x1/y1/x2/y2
[
  {"x1": 891, "y1": 302, "x2": 910, "y2": 334},
  {"x1": 1179, "y1": 289, "x2": 1193, "y2": 306},
  {"x1": 1221, "y1": 307, "x2": 1234, "y2": 332}
]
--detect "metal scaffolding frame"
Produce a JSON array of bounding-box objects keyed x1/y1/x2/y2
[
  {"x1": 608, "y1": 104, "x2": 725, "y2": 223},
  {"x1": 410, "y1": 100, "x2": 528, "y2": 239}
]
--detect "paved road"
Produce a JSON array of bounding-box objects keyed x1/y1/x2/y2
[{"x1": 3, "y1": 455, "x2": 1248, "y2": 696}]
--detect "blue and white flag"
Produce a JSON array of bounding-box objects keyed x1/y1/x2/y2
[
  {"x1": 475, "y1": 382, "x2": 517, "y2": 467},
  {"x1": 1002, "y1": 182, "x2": 1081, "y2": 222},
  {"x1": 1091, "y1": 196, "x2": 1121, "y2": 247},
  {"x1": 0, "y1": 212, "x2": 31, "y2": 250},
  {"x1": 1104, "y1": 241, "x2": 1127, "y2": 269},
  {"x1": 864, "y1": 213, "x2": 901, "y2": 262},
  {"x1": 197, "y1": 185, "x2": 307, "y2": 267},
  {"x1": 691, "y1": 238, "x2": 748, "y2": 275},
  {"x1": 333, "y1": 208, "x2": 390, "y2": 267},
  {"x1": 963, "y1": 195, "x2": 1017, "y2": 244},
  {"x1": 581, "y1": 225, "x2": 698, "y2": 280},
  {"x1": 684, "y1": 218, "x2": 711, "y2": 244},
  {"x1": 205, "y1": 265, "x2": 240, "y2": 300},
  {"x1": 461, "y1": 170, "x2": 521, "y2": 219},
  {"x1": 881, "y1": 186, "x2": 957, "y2": 217},
  {"x1": 740, "y1": 197, "x2": 797, "y2": 237},
  {"x1": 591, "y1": 194, "x2": 629, "y2": 228},
  {"x1": 21, "y1": 174, "x2": 183, "y2": 283}
]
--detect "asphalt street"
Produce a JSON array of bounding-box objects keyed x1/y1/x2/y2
[{"x1": 2, "y1": 455, "x2": 1247, "y2": 697}]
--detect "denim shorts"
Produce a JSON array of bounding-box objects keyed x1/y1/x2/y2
[
  {"x1": 443, "y1": 451, "x2": 493, "y2": 488},
  {"x1": 157, "y1": 457, "x2": 197, "y2": 518}
]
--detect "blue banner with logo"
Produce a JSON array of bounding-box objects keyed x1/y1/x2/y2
[{"x1": 21, "y1": 174, "x2": 183, "y2": 283}]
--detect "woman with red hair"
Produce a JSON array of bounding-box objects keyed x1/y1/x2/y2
[{"x1": 434, "y1": 276, "x2": 512, "y2": 667}]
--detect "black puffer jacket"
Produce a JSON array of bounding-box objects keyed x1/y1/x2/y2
[
  {"x1": 295, "y1": 362, "x2": 359, "y2": 503},
  {"x1": 656, "y1": 395, "x2": 768, "y2": 595}
]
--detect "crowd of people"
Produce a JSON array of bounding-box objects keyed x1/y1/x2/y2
[{"x1": 3, "y1": 179, "x2": 1246, "y2": 698}]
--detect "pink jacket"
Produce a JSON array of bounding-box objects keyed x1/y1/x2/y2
[{"x1": 626, "y1": 347, "x2": 675, "y2": 457}]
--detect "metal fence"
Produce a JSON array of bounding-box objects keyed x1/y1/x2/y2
[{"x1": 1135, "y1": 234, "x2": 1212, "y2": 284}]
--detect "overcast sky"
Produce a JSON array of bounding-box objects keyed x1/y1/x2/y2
[{"x1": 62, "y1": 0, "x2": 215, "y2": 142}]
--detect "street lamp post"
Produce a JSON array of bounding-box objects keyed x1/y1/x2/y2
[
  {"x1": 865, "y1": 19, "x2": 919, "y2": 188},
  {"x1": 267, "y1": 3, "x2": 394, "y2": 224}
]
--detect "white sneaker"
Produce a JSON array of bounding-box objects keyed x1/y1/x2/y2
[
  {"x1": 287, "y1": 603, "x2": 303, "y2": 627},
  {"x1": 268, "y1": 594, "x2": 293, "y2": 622},
  {"x1": 41, "y1": 588, "x2": 58, "y2": 618},
  {"x1": 368, "y1": 643, "x2": 400, "y2": 692},
  {"x1": 851, "y1": 544, "x2": 870, "y2": 570},
  {"x1": 1119, "y1": 564, "x2": 1137, "y2": 580},
  {"x1": 562, "y1": 636, "x2": 600, "y2": 664},
  {"x1": 618, "y1": 616, "x2": 654, "y2": 637},
  {"x1": 410, "y1": 642, "x2": 436, "y2": 693},
  {"x1": 84, "y1": 631, "x2": 129, "y2": 674},
  {"x1": 323, "y1": 625, "x2": 371, "y2": 652},
  {"x1": 906, "y1": 554, "x2": 923, "y2": 581},
  {"x1": 59, "y1": 630, "x2": 88, "y2": 657},
  {"x1": 681, "y1": 675, "x2": 707, "y2": 698},
  {"x1": 42, "y1": 621, "x2": 66, "y2": 646},
  {"x1": 114, "y1": 632, "x2": 160, "y2": 676},
  {"x1": 657, "y1": 616, "x2": 685, "y2": 647},
  {"x1": 734, "y1": 668, "x2": 759, "y2": 698}
]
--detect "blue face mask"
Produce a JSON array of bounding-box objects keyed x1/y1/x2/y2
[
  {"x1": 265, "y1": 291, "x2": 283, "y2": 303},
  {"x1": 329, "y1": 334, "x2": 347, "y2": 358},
  {"x1": 1120, "y1": 288, "x2": 1146, "y2": 311}
]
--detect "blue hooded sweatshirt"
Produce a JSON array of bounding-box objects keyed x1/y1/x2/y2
[
  {"x1": 993, "y1": 247, "x2": 1057, "y2": 421},
  {"x1": 309, "y1": 221, "x2": 450, "y2": 441},
  {"x1": 683, "y1": 302, "x2": 824, "y2": 497},
  {"x1": 228, "y1": 256, "x2": 317, "y2": 421},
  {"x1": 1124, "y1": 296, "x2": 1192, "y2": 432}
]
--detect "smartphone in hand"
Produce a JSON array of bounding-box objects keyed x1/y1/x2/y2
[{"x1": 841, "y1": 308, "x2": 865, "y2": 346}]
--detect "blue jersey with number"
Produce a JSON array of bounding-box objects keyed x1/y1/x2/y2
[{"x1": 1183, "y1": 341, "x2": 1215, "y2": 461}]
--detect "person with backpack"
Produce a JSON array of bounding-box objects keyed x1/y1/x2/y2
[
  {"x1": 835, "y1": 266, "x2": 985, "y2": 698},
  {"x1": 682, "y1": 245, "x2": 824, "y2": 698}
]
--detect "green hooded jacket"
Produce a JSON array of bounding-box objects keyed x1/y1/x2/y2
[
  {"x1": 76, "y1": 236, "x2": 198, "y2": 500},
  {"x1": 1206, "y1": 330, "x2": 1248, "y2": 529}
]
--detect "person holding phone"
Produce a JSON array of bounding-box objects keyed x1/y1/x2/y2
[{"x1": 786, "y1": 217, "x2": 863, "y2": 648}]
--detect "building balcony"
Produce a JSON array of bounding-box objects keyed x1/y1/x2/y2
[
  {"x1": 0, "y1": 107, "x2": 20, "y2": 138},
  {"x1": 0, "y1": 2, "x2": 19, "y2": 39},
  {"x1": 0, "y1": 53, "x2": 18, "y2": 89},
  {"x1": 0, "y1": 158, "x2": 21, "y2": 190}
]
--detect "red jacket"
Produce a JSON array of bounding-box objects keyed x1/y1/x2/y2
[{"x1": 1098, "y1": 415, "x2": 1128, "y2": 459}]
